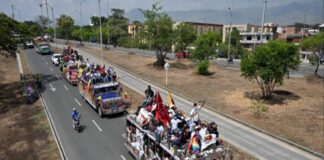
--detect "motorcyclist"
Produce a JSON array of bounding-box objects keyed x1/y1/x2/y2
[{"x1": 71, "y1": 108, "x2": 80, "y2": 128}]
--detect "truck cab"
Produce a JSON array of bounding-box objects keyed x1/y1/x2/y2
[{"x1": 79, "y1": 76, "x2": 125, "y2": 117}]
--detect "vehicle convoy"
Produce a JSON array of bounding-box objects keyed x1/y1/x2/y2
[
  {"x1": 34, "y1": 37, "x2": 51, "y2": 55},
  {"x1": 78, "y1": 74, "x2": 125, "y2": 117}
]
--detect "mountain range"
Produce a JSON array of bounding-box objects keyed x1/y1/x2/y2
[{"x1": 125, "y1": 0, "x2": 323, "y2": 26}]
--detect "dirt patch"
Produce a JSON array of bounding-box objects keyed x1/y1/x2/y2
[
  {"x1": 0, "y1": 53, "x2": 59, "y2": 160},
  {"x1": 73, "y1": 45, "x2": 324, "y2": 154}
]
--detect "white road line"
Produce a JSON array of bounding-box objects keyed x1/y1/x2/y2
[
  {"x1": 74, "y1": 98, "x2": 81, "y2": 106},
  {"x1": 63, "y1": 85, "x2": 68, "y2": 90},
  {"x1": 92, "y1": 120, "x2": 103, "y2": 132},
  {"x1": 42, "y1": 57, "x2": 44, "y2": 60},
  {"x1": 49, "y1": 83, "x2": 56, "y2": 92},
  {"x1": 120, "y1": 155, "x2": 126, "y2": 160},
  {"x1": 45, "y1": 62, "x2": 49, "y2": 65},
  {"x1": 50, "y1": 67, "x2": 53, "y2": 71},
  {"x1": 56, "y1": 75, "x2": 60, "y2": 79}
]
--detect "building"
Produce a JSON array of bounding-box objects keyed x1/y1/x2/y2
[
  {"x1": 174, "y1": 21, "x2": 223, "y2": 37},
  {"x1": 222, "y1": 24, "x2": 259, "y2": 42},
  {"x1": 240, "y1": 32, "x2": 273, "y2": 51},
  {"x1": 277, "y1": 25, "x2": 308, "y2": 44}
]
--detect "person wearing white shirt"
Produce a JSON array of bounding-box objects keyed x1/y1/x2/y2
[{"x1": 170, "y1": 116, "x2": 181, "y2": 132}]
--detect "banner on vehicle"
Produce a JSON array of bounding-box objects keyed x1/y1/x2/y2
[{"x1": 201, "y1": 134, "x2": 217, "y2": 151}]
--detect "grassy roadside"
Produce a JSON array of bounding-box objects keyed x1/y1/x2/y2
[{"x1": 0, "y1": 49, "x2": 60, "y2": 160}]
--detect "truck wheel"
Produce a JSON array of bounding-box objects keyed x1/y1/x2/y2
[{"x1": 98, "y1": 107, "x2": 103, "y2": 118}]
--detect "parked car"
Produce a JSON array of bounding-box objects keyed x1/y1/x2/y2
[
  {"x1": 175, "y1": 51, "x2": 190, "y2": 58},
  {"x1": 51, "y1": 53, "x2": 62, "y2": 66}
]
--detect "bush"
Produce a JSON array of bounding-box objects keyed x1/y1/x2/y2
[
  {"x1": 248, "y1": 101, "x2": 268, "y2": 118},
  {"x1": 197, "y1": 60, "x2": 210, "y2": 75}
]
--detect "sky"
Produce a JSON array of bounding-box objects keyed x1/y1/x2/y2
[{"x1": 0, "y1": 0, "x2": 315, "y2": 25}]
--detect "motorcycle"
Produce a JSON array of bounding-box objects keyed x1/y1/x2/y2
[{"x1": 73, "y1": 116, "x2": 81, "y2": 132}]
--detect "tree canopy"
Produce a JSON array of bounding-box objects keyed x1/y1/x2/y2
[
  {"x1": 174, "y1": 22, "x2": 196, "y2": 52},
  {"x1": 192, "y1": 31, "x2": 221, "y2": 61},
  {"x1": 141, "y1": 3, "x2": 174, "y2": 67},
  {"x1": 240, "y1": 40, "x2": 300, "y2": 98},
  {"x1": 56, "y1": 15, "x2": 74, "y2": 40},
  {"x1": 302, "y1": 32, "x2": 324, "y2": 75}
]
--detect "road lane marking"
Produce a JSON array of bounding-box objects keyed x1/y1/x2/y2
[
  {"x1": 50, "y1": 67, "x2": 53, "y2": 72},
  {"x1": 56, "y1": 75, "x2": 60, "y2": 79},
  {"x1": 120, "y1": 155, "x2": 126, "y2": 160},
  {"x1": 63, "y1": 85, "x2": 68, "y2": 90},
  {"x1": 74, "y1": 98, "x2": 81, "y2": 106},
  {"x1": 49, "y1": 83, "x2": 56, "y2": 92},
  {"x1": 92, "y1": 120, "x2": 102, "y2": 132},
  {"x1": 42, "y1": 57, "x2": 44, "y2": 60},
  {"x1": 45, "y1": 62, "x2": 49, "y2": 65}
]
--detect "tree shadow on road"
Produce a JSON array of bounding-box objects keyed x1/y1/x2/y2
[{"x1": 244, "y1": 90, "x2": 300, "y2": 105}]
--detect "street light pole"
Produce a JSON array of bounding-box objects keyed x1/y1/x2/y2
[
  {"x1": 98, "y1": 0, "x2": 103, "y2": 64},
  {"x1": 49, "y1": 6, "x2": 57, "y2": 49},
  {"x1": 107, "y1": 0, "x2": 110, "y2": 49},
  {"x1": 260, "y1": 0, "x2": 267, "y2": 45},
  {"x1": 227, "y1": 7, "x2": 232, "y2": 64},
  {"x1": 79, "y1": 1, "x2": 83, "y2": 44},
  {"x1": 45, "y1": 0, "x2": 50, "y2": 27},
  {"x1": 11, "y1": 0, "x2": 14, "y2": 20}
]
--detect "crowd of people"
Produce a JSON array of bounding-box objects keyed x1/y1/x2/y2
[
  {"x1": 60, "y1": 46, "x2": 118, "y2": 87},
  {"x1": 126, "y1": 86, "x2": 223, "y2": 160}
]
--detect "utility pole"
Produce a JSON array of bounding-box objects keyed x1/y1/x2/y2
[
  {"x1": 79, "y1": 1, "x2": 83, "y2": 44},
  {"x1": 49, "y1": 6, "x2": 57, "y2": 49},
  {"x1": 107, "y1": 0, "x2": 110, "y2": 49},
  {"x1": 39, "y1": 4, "x2": 43, "y2": 16},
  {"x1": 227, "y1": 7, "x2": 232, "y2": 64},
  {"x1": 11, "y1": 0, "x2": 14, "y2": 20},
  {"x1": 260, "y1": 0, "x2": 267, "y2": 45},
  {"x1": 300, "y1": 14, "x2": 306, "y2": 60},
  {"x1": 45, "y1": 0, "x2": 49, "y2": 24},
  {"x1": 98, "y1": 0, "x2": 103, "y2": 64}
]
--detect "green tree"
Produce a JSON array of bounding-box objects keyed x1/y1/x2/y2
[
  {"x1": 240, "y1": 40, "x2": 300, "y2": 98},
  {"x1": 302, "y1": 32, "x2": 324, "y2": 75},
  {"x1": 90, "y1": 16, "x2": 108, "y2": 27},
  {"x1": 192, "y1": 31, "x2": 221, "y2": 61},
  {"x1": 108, "y1": 8, "x2": 128, "y2": 47},
  {"x1": 56, "y1": 15, "x2": 74, "y2": 41},
  {"x1": 221, "y1": 27, "x2": 246, "y2": 58},
  {"x1": 0, "y1": 13, "x2": 19, "y2": 52},
  {"x1": 175, "y1": 22, "x2": 196, "y2": 52},
  {"x1": 141, "y1": 3, "x2": 174, "y2": 67}
]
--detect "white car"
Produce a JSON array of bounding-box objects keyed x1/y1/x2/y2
[
  {"x1": 25, "y1": 41, "x2": 34, "y2": 48},
  {"x1": 51, "y1": 54, "x2": 62, "y2": 66}
]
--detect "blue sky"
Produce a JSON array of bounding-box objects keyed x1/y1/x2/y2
[{"x1": 0, "y1": 0, "x2": 315, "y2": 25}]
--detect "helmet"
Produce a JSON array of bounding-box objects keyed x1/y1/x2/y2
[{"x1": 73, "y1": 108, "x2": 76, "y2": 111}]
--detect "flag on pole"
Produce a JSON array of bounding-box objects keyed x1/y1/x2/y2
[
  {"x1": 167, "y1": 91, "x2": 175, "y2": 108},
  {"x1": 155, "y1": 91, "x2": 170, "y2": 127}
]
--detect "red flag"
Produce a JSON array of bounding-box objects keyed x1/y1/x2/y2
[{"x1": 154, "y1": 91, "x2": 170, "y2": 127}]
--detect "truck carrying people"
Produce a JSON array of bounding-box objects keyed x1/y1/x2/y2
[
  {"x1": 124, "y1": 90, "x2": 231, "y2": 160},
  {"x1": 34, "y1": 37, "x2": 51, "y2": 55}
]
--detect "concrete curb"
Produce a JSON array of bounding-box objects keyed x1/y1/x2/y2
[
  {"x1": 20, "y1": 50, "x2": 67, "y2": 160},
  {"x1": 56, "y1": 42, "x2": 324, "y2": 159}
]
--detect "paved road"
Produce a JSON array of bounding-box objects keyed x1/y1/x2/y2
[
  {"x1": 55, "y1": 39, "x2": 324, "y2": 77},
  {"x1": 24, "y1": 49, "x2": 132, "y2": 160},
  {"x1": 52, "y1": 43, "x2": 322, "y2": 160}
]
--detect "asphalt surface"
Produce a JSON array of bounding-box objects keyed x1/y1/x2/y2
[
  {"x1": 55, "y1": 39, "x2": 324, "y2": 77},
  {"x1": 24, "y1": 49, "x2": 132, "y2": 160},
  {"x1": 51, "y1": 43, "x2": 322, "y2": 160}
]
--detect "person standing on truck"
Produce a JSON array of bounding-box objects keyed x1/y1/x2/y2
[
  {"x1": 190, "y1": 101, "x2": 205, "y2": 123},
  {"x1": 145, "y1": 85, "x2": 154, "y2": 98}
]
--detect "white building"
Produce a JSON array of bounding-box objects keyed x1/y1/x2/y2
[{"x1": 240, "y1": 32, "x2": 273, "y2": 51}]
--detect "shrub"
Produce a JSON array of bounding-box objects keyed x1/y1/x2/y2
[
  {"x1": 248, "y1": 100, "x2": 268, "y2": 118},
  {"x1": 197, "y1": 60, "x2": 210, "y2": 75}
]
